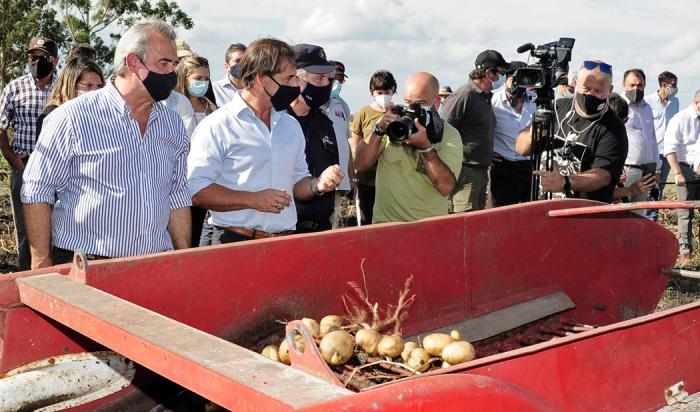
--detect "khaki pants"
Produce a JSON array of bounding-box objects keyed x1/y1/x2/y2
[{"x1": 449, "y1": 164, "x2": 488, "y2": 213}]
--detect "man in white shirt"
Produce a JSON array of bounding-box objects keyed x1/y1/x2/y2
[
  {"x1": 620, "y1": 69, "x2": 659, "y2": 209},
  {"x1": 187, "y1": 38, "x2": 343, "y2": 244},
  {"x1": 163, "y1": 90, "x2": 196, "y2": 136},
  {"x1": 664, "y1": 89, "x2": 700, "y2": 266},
  {"x1": 324, "y1": 60, "x2": 353, "y2": 227},
  {"x1": 645, "y1": 71, "x2": 679, "y2": 187},
  {"x1": 211, "y1": 43, "x2": 246, "y2": 106},
  {"x1": 490, "y1": 61, "x2": 536, "y2": 206}
]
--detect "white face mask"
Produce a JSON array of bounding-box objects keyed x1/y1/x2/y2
[{"x1": 374, "y1": 94, "x2": 392, "y2": 108}]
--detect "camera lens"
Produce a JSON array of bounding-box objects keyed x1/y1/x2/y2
[{"x1": 386, "y1": 117, "x2": 414, "y2": 144}]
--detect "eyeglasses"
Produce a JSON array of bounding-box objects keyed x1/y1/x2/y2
[
  {"x1": 76, "y1": 82, "x2": 104, "y2": 91},
  {"x1": 581, "y1": 61, "x2": 613, "y2": 74},
  {"x1": 28, "y1": 54, "x2": 51, "y2": 62}
]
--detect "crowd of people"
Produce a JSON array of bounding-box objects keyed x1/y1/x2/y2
[{"x1": 0, "y1": 19, "x2": 698, "y2": 271}]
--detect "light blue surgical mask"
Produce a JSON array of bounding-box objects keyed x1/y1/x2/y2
[
  {"x1": 492, "y1": 74, "x2": 505, "y2": 90},
  {"x1": 187, "y1": 80, "x2": 209, "y2": 98},
  {"x1": 330, "y1": 81, "x2": 342, "y2": 98}
]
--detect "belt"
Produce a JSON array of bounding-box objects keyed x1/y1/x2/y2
[
  {"x1": 297, "y1": 220, "x2": 321, "y2": 230},
  {"x1": 624, "y1": 164, "x2": 645, "y2": 170},
  {"x1": 53, "y1": 247, "x2": 110, "y2": 260},
  {"x1": 223, "y1": 226, "x2": 294, "y2": 239}
]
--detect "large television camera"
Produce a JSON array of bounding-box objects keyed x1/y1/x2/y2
[{"x1": 512, "y1": 37, "x2": 575, "y2": 201}]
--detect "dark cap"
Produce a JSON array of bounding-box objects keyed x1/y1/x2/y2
[
  {"x1": 293, "y1": 44, "x2": 336, "y2": 74},
  {"x1": 475, "y1": 49, "x2": 508, "y2": 71},
  {"x1": 506, "y1": 61, "x2": 527, "y2": 75},
  {"x1": 28, "y1": 36, "x2": 58, "y2": 56},
  {"x1": 333, "y1": 60, "x2": 348, "y2": 78},
  {"x1": 438, "y1": 85, "x2": 453, "y2": 96}
]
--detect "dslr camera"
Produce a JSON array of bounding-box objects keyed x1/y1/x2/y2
[{"x1": 386, "y1": 103, "x2": 442, "y2": 145}]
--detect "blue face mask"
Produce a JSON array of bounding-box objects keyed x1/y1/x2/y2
[
  {"x1": 187, "y1": 80, "x2": 209, "y2": 98},
  {"x1": 491, "y1": 74, "x2": 506, "y2": 90},
  {"x1": 330, "y1": 81, "x2": 342, "y2": 98}
]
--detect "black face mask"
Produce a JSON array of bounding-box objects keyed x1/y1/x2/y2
[
  {"x1": 625, "y1": 88, "x2": 644, "y2": 104},
  {"x1": 30, "y1": 57, "x2": 53, "y2": 79},
  {"x1": 301, "y1": 82, "x2": 332, "y2": 109},
  {"x1": 136, "y1": 56, "x2": 176, "y2": 102},
  {"x1": 266, "y1": 75, "x2": 301, "y2": 111},
  {"x1": 575, "y1": 92, "x2": 608, "y2": 118},
  {"x1": 228, "y1": 64, "x2": 240, "y2": 80}
]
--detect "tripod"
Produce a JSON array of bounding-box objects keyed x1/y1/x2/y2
[{"x1": 529, "y1": 108, "x2": 557, "y2": 201}]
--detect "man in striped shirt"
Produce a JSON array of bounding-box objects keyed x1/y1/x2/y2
[
  {"x1": 22, "y1": 20, "x2": 191, "y2": 268},
  {"x1": 0, "y1": 36, "x2": 59, "y2": 271}
]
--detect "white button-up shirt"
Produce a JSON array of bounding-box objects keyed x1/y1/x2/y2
[
  {"x1": 623, "y1": 96, "x2": 659, "y2": 168},
  {"x1": 324, "y1": 96, "x2": 351, "y2": 190},
  {"x1": 187, "y1": 92, "x2": 310, "y2": 232},
  {"x1": 491, "y1": 87, "x2": 535, "y2": 161},
  {"x1": 212, "y1": 76, "x2": 237, "y2": 106},
  {"x1": 644, "y1": 92, "x2": 679, "y2": 154},
  {"x1": 664, "y1": 105, "x2": 700, "y2": 166},
  {"x1": 21, "y1": 82, "x2": 191, "y2": 258},
  {"x1": 163, "y1": 91, "x2": 196, "y2": 137}
]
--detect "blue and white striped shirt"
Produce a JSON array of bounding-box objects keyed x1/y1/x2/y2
[
  {"x1": 21, "y1": 82, "x2": 191, "y2": 258},
  {"x1": 0, "y1": 73, "x2": 56, "y2": 155}
]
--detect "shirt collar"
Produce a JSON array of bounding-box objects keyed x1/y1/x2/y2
[
  {"x1": 229, "y1": 91, "x2": 282, "y2": 124},
  {"x1": 103, "y1": 81, "x2": 164, "y2": 118},
  {"x1": 28, "y1": 72, "x2": 57, "y2": 91}
]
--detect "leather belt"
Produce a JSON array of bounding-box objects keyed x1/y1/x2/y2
[
  {"x1": 224, "y1": 226, "x2": 294, "y2": 239},
  {"x1": 624, "y1": 164, "x2": 645, "y2": 170}
]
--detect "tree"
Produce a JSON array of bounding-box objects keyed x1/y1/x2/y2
[
  {"x1": 0, "y1": 0, "x2": 68, "y2": 88},
  {"x1": 54, "y1": 0, "x2": 194, "y2": 71}
]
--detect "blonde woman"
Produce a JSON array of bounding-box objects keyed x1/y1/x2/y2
[
  {"x1": 175, "y1": 55, "x2": 217, "y2": 126},
  {"x1": 36, "y1": 56, "x2": 104, "y2": 138}
]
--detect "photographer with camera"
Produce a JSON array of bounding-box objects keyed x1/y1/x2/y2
[
  {"x1": 442, "y1": 50, "x2": 507, "y2": 213},
  {"x1": 490, "y1": 61, "x2": 537, "y2": 206},
  {"x1": 353, "y1": 72, "x2": 462, "y2": 223},
  {"x1": 515, "y1": 61, "x2": 628, "y2": 203}
]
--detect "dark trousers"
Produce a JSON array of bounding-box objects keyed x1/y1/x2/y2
[
  {"x1": 489, "y1": 159, "x2": 532, "y2": 207},
  {"x1": 211, "y1": 226, "x2": 254, "y2": 244},
  {"x1": 52, "y1": 247, "x2": 109, "y2": 265},
  {"x1": 357, "y1": 183, "x2": 375, "y2": 224},
  {"x1": 190, "y1": 206, "x2": 208, "y2": 247}
]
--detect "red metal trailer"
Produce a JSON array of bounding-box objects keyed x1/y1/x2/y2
[{"x1": 0, "y1": 199, "x2": 698, "y2": 411}]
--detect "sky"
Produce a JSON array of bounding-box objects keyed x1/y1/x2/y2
[{"x1": 175, "y1": 0, "x2": 700, "y2": 112}]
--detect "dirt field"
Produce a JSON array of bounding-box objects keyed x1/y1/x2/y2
[{"x1": 0, "y1": 166, "x2": 697, "y2": 311}]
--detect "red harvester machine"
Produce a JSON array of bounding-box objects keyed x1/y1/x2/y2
[{"x1": 0, "y1": 199, "x2": 699, "y2": 411}]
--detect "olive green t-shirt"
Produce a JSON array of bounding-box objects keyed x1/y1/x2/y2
[
  {"x1": 350, "y1": 105, "x2": 385, "y2": 186},
  {"x1": 373, "y1": 123, "x2": 463, "y2": 223}
]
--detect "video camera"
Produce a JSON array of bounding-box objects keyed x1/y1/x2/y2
[
  {"x1": 513, "y1": 37, "x2": 575, "y2": 111},
  {"x1": 386, "y1": 103, "x2": 443, "y2": 145}
]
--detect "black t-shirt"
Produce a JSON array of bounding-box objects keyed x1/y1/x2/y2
[
  {"x1": 548, "y1": 98, "x2": 628, "y2": 203},
  {"x1": 288, "y1": 108, "x2": 339, "y2": 229}
]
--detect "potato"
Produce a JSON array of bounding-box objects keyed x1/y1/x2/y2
[
  {"x1": 355, "y1": 328, "x2": 382, "y2": 355},
  {"x1": 261, "y1": 345, "x2": 280, "y2": 362},
  {"x1": 441, "y1": 340, "x2": 475, "y2": 365},
  {"x1": 450, "y1": 330, "x2": 461, "y2": 340},
  {"x1": 278, "y1": 334, "x2": 304, "y2": 365},
  {"x1": 319, "y1": 330, "x2": 355, "y2": 365},
  {"x1": 401, "y1": 341, "x2": 419, "y2": 362},
  {"x1": 319, "y1": 315, "x2": 343, "y2": 337},
  {"x1": 406, "y1": 348, "x2": 431, "y2": 372},
  {"x1": 441, "y1": 361, "x2": 451, "y2": 368},
  {"x1": 302, "y1": 318, "x2": 321, "y2": 339},
  {"x1": 422, "y1": 333, "x2": 454, "y2": 356},
  {"x1": 378, "y1": 335, "x2": 404, "y2": 358}
]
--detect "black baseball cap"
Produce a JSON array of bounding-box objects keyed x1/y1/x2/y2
[
  {"x1": 333, "y1": 60, "x2": 348, "y2": 78},
  {"x1": 28, "y1": 36, "x2": 58, "y2": 56},
  {"x1": 506, "y1": 61, "x2": 527, "y2": 75},
  {"x1": 293, "y1": 44, "x2": 336, "y2": 74},
  {"x1": 475, "y1": 50, "x2": 508, "y2": 71}
]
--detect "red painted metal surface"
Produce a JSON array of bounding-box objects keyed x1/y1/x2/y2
[
  {"x1": 0, "y1": 199, "x2": 687, "y2": 410},
  {"x1": 547, "y1": 200, "x2": 694, "y2": 217}
]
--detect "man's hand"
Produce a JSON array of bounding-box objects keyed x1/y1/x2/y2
[
  {"x1": 375, "y1": 103, "x2": 399, "y2": 134},
  {"x1": 675, "y1": 171, "x2": 686, "y2": 187},
  {"x1": 252, "y1": 188, "x2": 292, "y2": 213},
  {"x1": 630, "y1": 174, "x2": 657, "y2": 196},
  {"x1": 533, "y1": 170, "x2": 566, "y2": 192},
  {"x1": 2, "y1": 151, "x2": 25, "y2": 172},
  {"x1": 405, "y1": 118, "x2": 431, "y2": 150},
  {"x1": 316, "y1": 165, "x2": 345, "y2": 193}
]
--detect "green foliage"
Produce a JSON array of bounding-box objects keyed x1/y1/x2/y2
[
  {"x1": 0, "y1": 0, "x2": 68, "y2": 88},
  {"x1": 54, "y1": 0, "x2": 194, "y2": 72}
]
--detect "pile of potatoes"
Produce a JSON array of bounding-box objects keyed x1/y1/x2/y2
[{"x1": 261, "y1": 316, "x2": 475, "y2": 372}]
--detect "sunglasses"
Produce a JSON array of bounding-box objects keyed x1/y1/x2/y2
[{"x1": 581, "y1": 61, "x2": 613, "y2": 74}]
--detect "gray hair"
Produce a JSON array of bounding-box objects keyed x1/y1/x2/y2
[
  {"x1": 694, "y1": 90, "x2": 700, "y2": 102},
  {"x1": 113, "y1": 20, "x2": 176, "y2": 77}
]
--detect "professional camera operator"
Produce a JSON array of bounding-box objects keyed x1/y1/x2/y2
[
  {"x1": 354, "y1": 72, "x2": 462, "y2": 223},
  {"x1": 515, "y1": 61, "x2": 628, "y2": 202}
]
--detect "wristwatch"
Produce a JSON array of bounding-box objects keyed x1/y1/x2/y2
[
  {"x1": 372, "y1": 122, "x2": 385, "y2": 137},
  {"x1": 563, "y1": 175, "x2": 574, "y2": 198}
]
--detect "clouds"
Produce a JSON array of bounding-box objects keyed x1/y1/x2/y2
[{"x1": 176, "y1": 0, "x2": 700, "y2": 110}]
